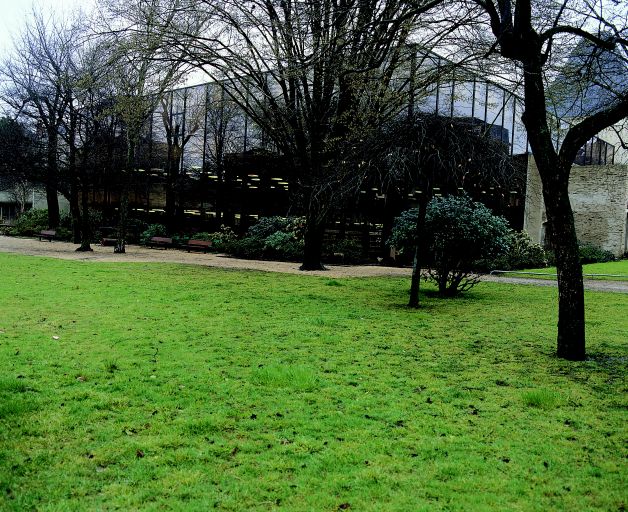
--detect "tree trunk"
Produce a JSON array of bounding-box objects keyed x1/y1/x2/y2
[
  {"x1": 408, "y1": 195, "x2": 428, "y2": 308},
  {"x1": 76, "y1": 156, "x2": 93, "y2": 252},
  {"x1": 115, "y1": 139, "x2": 135, "y2": 254},
  {"x1": 521, "y1": 55, "x2": 586, "y2": 361},
  {"x1": 69, "y1": 180, "x2": 81, "y2": 244},
  {"x1": 45, "y1": 134, "x2": 60, "y2": 228},
  {"x1": 300, "y1": 219, "x2": 326, "y2": 271},
  {"x1": 541, "y1": 176, "x2": 585, "y2": 360},
  {"x1": 68, "y1": 107, "x2": 81, "y2": 244}
]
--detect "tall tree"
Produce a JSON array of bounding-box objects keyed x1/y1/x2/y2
[
  {"x1": 71, "y1": 41, "x2": 119, "y2": 251},
  {"x1": 97, "y1": 0, "x2": 186, "y2": 252},
  {"x1": 0, "y1": 117, "x2": 42, "y2": 215},
  {"x1": 133, "y1": 0, "x2": 456, "y2": 269},
  {"x1": 1, "y1": 11, "x2": 76, "y2": 228},
  {"x1": 466, "y1": 0, "x2": 627, "y2": 359},
  {"x1": 159, "y1": 88, "x2": 202, "y2": 225},
  {"x1": 198, "y1": 84, "x2": 241, "y2": 224}
]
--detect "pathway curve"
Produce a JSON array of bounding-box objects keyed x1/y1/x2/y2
[{"x1": 1, "y1": 235, "x2": 627, "y2": 293}]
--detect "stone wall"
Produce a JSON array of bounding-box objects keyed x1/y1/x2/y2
[{"x1": 524, "y1": 158, "x2": 628, "y2": 257}]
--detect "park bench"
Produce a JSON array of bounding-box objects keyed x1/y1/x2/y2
[
  {"x1": 186, "y1": 239, "x2": 213, "y2": 253},
  {"x1": 99, "y1": 227, "x2": 117, "y2": 246},
  {"x1": 39, "y1": 230, "x2": 56, "y2": 241},
  {"x1": 148, "y1": 236, "x2": 173, "y2": 249}
]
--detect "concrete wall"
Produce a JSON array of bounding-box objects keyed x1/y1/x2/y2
[
  {"x1": 524, "y1": 158, "x2": 628, "y2": 257},
  {"x1": 0, "y1": 188, "x2": 69, "y2": 220}
]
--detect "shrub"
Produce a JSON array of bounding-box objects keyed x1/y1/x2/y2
[
  {"x1": 207, "y1": 226, "x2": 237, "y2": 251},
  {"x1": 390, "y1": 196, "x2": 511, "y2": 296},
  {"x1": 387, "y1": 208, "x2": 419, "y2": 255},
  {"x1": 140, "y1": 224, "x2": 168, "y2": 245},
  {"x1": 488, "y1": 231, "x2": 549, "y2": 271},
  {"x1": 247, "y1": 216, "x2": 293, "y2": 241},
  {"x1": 227, "y1": 237, "x2": 265, "y2": 259},
  {"x1": 59, "y1": 211, "x2": 73, "y2": 231},
  {"x1": 191, "y1": 231, "x2": 213, "y2": 242},
  {"x1": 126, "y1": 218, "x2": 150, "y2": 244},
  {"x1": 172, "y1": 234, "x2": 190, "y2": 247},
  {"x1": 264, "y1": 231, "x2": 304, "y2": 261},
  {"x1": 222, "y1": 217, "x2": 304, "y2": 261},
  {"x1": 424, "y1": 196, "x2": 510, "y2": 295},
  {"x1": 54, "y1": 227, "x2": 73, "y2": 241},
  {"x1": 325, "y1": 239, "x2": 364, "y2": 264},
  {"x1": 10, "y1": 209, "x2": 50, "y2": 236},
  {"x1": 578, "y1": 243, "x2": 615, "y2": 264}
]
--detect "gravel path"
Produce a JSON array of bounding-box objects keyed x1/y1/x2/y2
[{"x1": 1, "y1": 235, "x2": 627, "y2": 293}]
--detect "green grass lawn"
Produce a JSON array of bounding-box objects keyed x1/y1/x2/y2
[
  {"x1": 509, "y1": 259, "x2": 628, "y2": 280},
  {"x1": 0, "y1": 253, "x2": 626, "y2": 511}
]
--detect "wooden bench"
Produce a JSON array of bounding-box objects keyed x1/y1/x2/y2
[
  {"x1": 39, "y1": 230, "x2": 56, "y2": 241},
  {"x1": 101, "y1": 238, "x2": 117, "y2": 246},
  {"x1": 186, "y1": 239, "x2": 213, "y2": 253},
  {"x1": 148, "y1": 236, "x2": 173, "y2": 249}
]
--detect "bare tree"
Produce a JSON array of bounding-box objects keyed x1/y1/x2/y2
[
  {"x1": 70, "y1": 38, "x2": 121, "y2": 251},
  {"x1": 1, "y1": 10, "x2": 76, "y2": 229},
  {"x1": 126, "y1": 0, "x2": 461, "y2": 269},
  {"x1": 97, "y1": 0, "x2": 187, "y2": 252},
  {"x1": 199, "y1": 84, "x2": 242, "y2": 224},
  {"x1": 459, "y1": 0, "x2": 628, "y2": 360},
  {"x1": 0, "y1": 117, "x2": 42, "y2": 216},
  {"x1": 159, "y1": 88, "x2": 203, "y2": 224}
]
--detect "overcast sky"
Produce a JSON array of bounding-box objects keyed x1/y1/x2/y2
[{"x1": 0, "y1": 0, "x2": 94, "y2": 55}]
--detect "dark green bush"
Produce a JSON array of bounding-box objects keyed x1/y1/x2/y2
[
  {"x1": 191, "y1": 232, "x2": 213, "y2": 242},
  {"x1": 488, "y1": 231, "x2": 549, "y2": 271},
  {"x1": 206, "y1": 226, "x2": 237, "y2": 251},
  {"x1": 325, "y1": 239, "x2": 364, "y2": 264},
  {"x1": 424, "y1": 196, "x2": 510, "y2": 295},
  {"x1": 387, "y1": 208, "x2": 418, "y2": 256},
  {"x1": 247, "y1": 217, "x2": 292, "y2": 241},
  {"x1": 126, "y1": 218, "x2": 149, "y2": 244},
  {"x1": 264, "y1": 231, "x2": 304, "y2": 261},
  {"x1": 578, "y1": 243, "x2": 615, "y2": 264},
  {"x1": 10, "y1": 209, "x2": 50, "y2": 236},
  {"x1": 390, "y1": 196, "x2": 510, "y2": 295},
  {"x1": 227, "y1": 237, "x2": 265, "y2": 259},
  {"x1": 140, "y1": 224, "x2": 168, "y2": 245},
  {"x1": 54, "y1": 227, "x2": 73, "y2": 241},
  {"x1": 223, "y1": 217, "x2": 304, "y2": 261},
  {"x1": 172, "y1": 234, "x2": 190, "y2": 247}
]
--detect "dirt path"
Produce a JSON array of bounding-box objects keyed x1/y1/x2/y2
[
  {"x1": 1, "y1": 235, "x2": 627, "y2": 293},
  {"x1": 0, "y1": 235, "x2": 410, "y2": 278}
]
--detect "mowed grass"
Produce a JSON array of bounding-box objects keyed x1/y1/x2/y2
[
  {"x1": 516, "y1": 259, "x2": 628, "y2": 280},
  {"x1": 0, "y1": 253, "x2": 626, "y2": 511}
]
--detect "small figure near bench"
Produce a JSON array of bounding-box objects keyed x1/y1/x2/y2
[
  {"x1": 148, "y1": 236, "x2": 173, "y2": 249},
  {"x1": 39, "y1": 230, "x2": 56, "y2": 242},
  {"x1": 186, "y1": 239, "x2": 213, "y2": 253}
]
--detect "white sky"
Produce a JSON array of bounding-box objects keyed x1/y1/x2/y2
[{"x1": 0, "y1": 0, "x2": 94, "y2": 55}]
